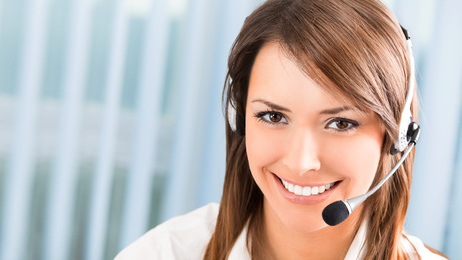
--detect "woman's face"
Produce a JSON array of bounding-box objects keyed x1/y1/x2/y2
[{"x1": 245, "y1": 42, "x2": 385, "y2": 233}]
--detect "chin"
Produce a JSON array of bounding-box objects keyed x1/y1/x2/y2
[
  {"x1": 265, "y1": 198, "x2": 330, "y2": 234},
  {"x1": 289, "y1": 210, "x2": 328, "y2": 233}
]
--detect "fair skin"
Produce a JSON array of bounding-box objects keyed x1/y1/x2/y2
[{"x1": 245, "y1": 42, "x2": 385, "y2": 259}]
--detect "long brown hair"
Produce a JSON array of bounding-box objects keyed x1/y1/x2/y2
[{"x1": 205, "y1": 0, "x2": 420, "y2": 259}]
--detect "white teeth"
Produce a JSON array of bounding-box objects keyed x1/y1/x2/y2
[
  {"x1": 311, "y1": 186, "x2": 319, "y2": 195},
  {"x1": 288, "y1": 183, "x2": 294, "y2": 192},
  {"x1": 280, "y1": 179, "x2": 335, "y2": 196},
  {"x1": 294, "y1": 185, "x2": 303, "y2": 195}
]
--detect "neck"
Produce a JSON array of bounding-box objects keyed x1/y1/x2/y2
[{"x1": 263, "y1": 201, "x2": 365, "y2": 260}]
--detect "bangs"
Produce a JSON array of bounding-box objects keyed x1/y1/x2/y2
[{"x1": 277, "y1": 41, "x2": 369, "y2": 118}]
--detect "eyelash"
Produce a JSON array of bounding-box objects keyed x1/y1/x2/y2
[
  {"x1": 253, "y1": 110, "x2": 360, "y2": 133},
  {"x1": 253, "y1": 109, "x2": 288, "y2": 126},
  {"x1": 325, "y1": 117, "x2": 360, "y2": 133}
]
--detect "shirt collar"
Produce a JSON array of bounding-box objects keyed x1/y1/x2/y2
[
  {"x1": 228, "y1": 220, "x2": 368, "y2": 260},
  {"x1": 344, "y1": 219, "x2": 368, "y2": 260}
]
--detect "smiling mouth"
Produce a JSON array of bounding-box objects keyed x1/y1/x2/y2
[{"x1": 279, "y1": 178, "x2": 339, "y2": 196}]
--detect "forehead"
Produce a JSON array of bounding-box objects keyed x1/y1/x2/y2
[{"x1": 248, "y1": 42, "x2": 364, "y2": 113}]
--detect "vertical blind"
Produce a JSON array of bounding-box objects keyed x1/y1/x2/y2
[{"x1": 0, "y1": 0, "x2": 460, "y2": 259}]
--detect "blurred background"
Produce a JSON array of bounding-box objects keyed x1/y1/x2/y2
[{"x1": 0, "y1": 0, "x2": 460, "y2": 259}]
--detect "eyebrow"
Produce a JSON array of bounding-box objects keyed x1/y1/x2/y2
[
  {"x1": 251, "y1": 99, "x2": 291, "y2": 112},
  {"x1": 252, "y1": 99, "x2": 362, "y2": 115},
  {"x1": 319, "y1": 106, "x2": 356, "y2": 115}
]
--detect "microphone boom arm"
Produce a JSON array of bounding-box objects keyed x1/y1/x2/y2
[{"x1": 345, "y1": 141, "x2": 416, "y2": 214}]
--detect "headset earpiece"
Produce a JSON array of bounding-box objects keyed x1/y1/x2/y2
[
  {"x1": 227, "y1": 76, "x2": 245, "y2": 136},
  {"x1": 227, "y1": 102, "x2": 245, "y2": 136},
  {"x1": 227, "y1": 100, "x2": 237, "y2": 132},
  {"x1": 390, "y1": 26, "x2": 417, "y2": 155}
]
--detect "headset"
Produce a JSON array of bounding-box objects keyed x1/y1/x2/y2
[{"x1": 226, "y1": 25, "x2": 420, "y2": 226}]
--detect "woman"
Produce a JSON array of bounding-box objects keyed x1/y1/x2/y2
[{"x1": 116, "y1": 0, "x2": 447, "y2": 259}]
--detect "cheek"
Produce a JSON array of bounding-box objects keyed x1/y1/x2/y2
[
  {"x1": 246, "y1": 123, "x2": 278, "y2": 173},
  {"x1": 245, "y1": 119, "x2": 289, "y2": 189},
  {"x1": 328, "y1": 134, "x2": 383, "y2": 195}
]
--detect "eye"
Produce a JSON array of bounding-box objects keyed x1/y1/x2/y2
[
  {"x1": 267, "y1": 112, "x2": 283, "y2": 122},
  {"x1": 326, "y1": 118, "x2": 359, "y2": 132},
  {"x1": 254, "y1": 110, "x2": 288, "y2": 125}
]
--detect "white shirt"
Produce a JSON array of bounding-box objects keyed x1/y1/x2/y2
[{"x1": 115, "y1": 203, "x2": 446, "y2": 260}]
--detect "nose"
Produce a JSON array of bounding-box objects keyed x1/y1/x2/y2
[{"x1": 282, "y1": 127, "x2": 321, "y2": 176}]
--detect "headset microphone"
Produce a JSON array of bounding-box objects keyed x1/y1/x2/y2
[{"x1": 322, "y1": 26, "x2": 419, "y2": 226}]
